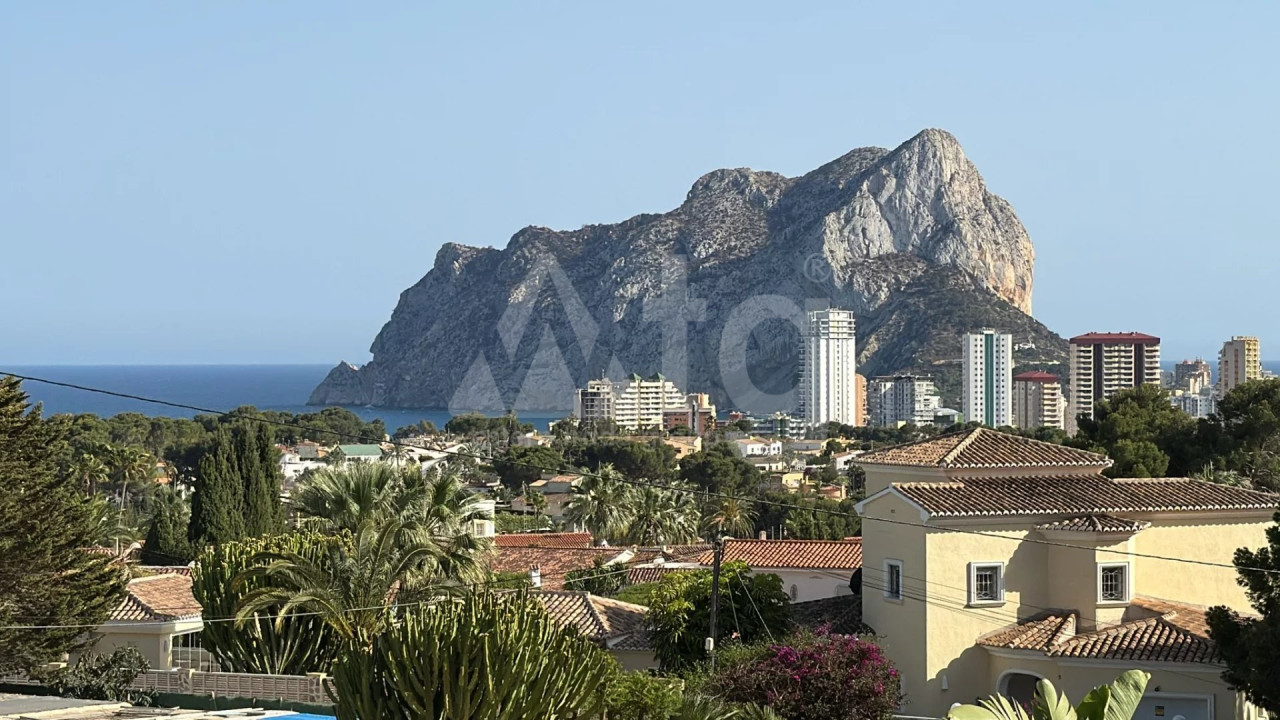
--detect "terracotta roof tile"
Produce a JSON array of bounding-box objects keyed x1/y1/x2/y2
[
  {"x1": 489, "y1": 547, "x2": 627, "y2": 590},
  {"x1": 1035, "y1": 514, "x2": 1151, "y2": 533},
  {"x1": 696, "y1": 539, "x2": 862, "y2": 570},
  {"x1": 110, "y1": 574, "x2": 202, "y2": 622},
  {"x1": 495, "y1": 532, "x2": 594, "y2": 548},
  {"x1": 894, "y1": 475, "x2": 1277, "y2": 518},
  {"x1": 855, "y1": 428, "x2": 1110, "y2": 470},
  {"x1": 531, "y1": 590, "x2": 650, "y2": 650},
  {"x1": 979, "y1": 598, "x2": 1221, "y2": 664},
  {"x1": 627, "y1": 566, "x2": 696, "y2": 585}
]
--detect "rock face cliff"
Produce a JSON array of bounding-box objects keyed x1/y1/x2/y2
[{"x1": 311, "y1": 129, "x2": 1066, "y2": 413}]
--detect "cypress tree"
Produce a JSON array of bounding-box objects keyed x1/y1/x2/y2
[
  {"x1": 189, "y1": 428, "x2": 245, "y2": 546},
  {"x1": 0, "y1": 376, "x2": 127, "y2": 673},
  {"x1": 242, "y1": 422, "x2": 284, "y2": 537},
  {"x1": 140, "y1": 488, "x2": 193, "y2": 565}
]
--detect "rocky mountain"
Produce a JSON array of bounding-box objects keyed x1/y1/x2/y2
[{"x1": 311, "y1": 129, "x2": 1067, "y2": 414}]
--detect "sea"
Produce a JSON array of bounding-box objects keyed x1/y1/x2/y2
[{"x1": 3, "y1": 365, "x2": 567, "y2": 433}]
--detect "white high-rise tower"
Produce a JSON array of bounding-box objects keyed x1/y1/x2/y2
[
  {"x1": 799, "y1": 309, "x2": 857, "y2": 427},
  {"x1": 962, "y1": 330, "x2": 1014, "y2": 427}
]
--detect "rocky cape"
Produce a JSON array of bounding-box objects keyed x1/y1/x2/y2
[{"x1": 311, "y1": 129, "x2": 1067, "y2": 413}]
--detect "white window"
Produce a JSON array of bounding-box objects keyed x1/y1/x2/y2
[
  {"x1": 968, "y1": 562, "x2": 1005, "y2": 605},
  {"x1": 1098, "y1": 562, "x2": 1131, "y2": 603},
  {"x1": 884, "y1": 559, "x2": 903, "y2": 601}
]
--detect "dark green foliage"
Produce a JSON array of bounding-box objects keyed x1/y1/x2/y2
[
  {"x1": 1207, "y1": 510, "x2": 1280, "y2": 713},
  {"x1": 392, "y1": 420, "x2": 438, "y2": 439},
  {"x1": 755, "y1": 493, "x2": 861, "y2": 541},
  {"x1": 1211, "y1": 380, "x2": 1280, "y2": 491},
  {"x1": 140, "y1": 487, "x2": 193, "y2": 565},
  {"x1": 188, "y1": 421, "x2": 284, "y2": 547},
  {"x1": 189, "y1": 427, "x2": 245, "y2": 545},
  {"x1": 0, "y1": 377, "x2": 128, "y2": 674},
  {"x1": 564, "y1": 556, "x2": 626, "y2": 596},
  {"x1": 614, "y1": 582, "x2": 660, "y2": 606},
  {"x1": 489, "y1": 571, "x2": 533, "y2": 590},
  {"x1": 680, "y1": 443, "x2": 762, "y2": 495},
  {"x1": 824, "y1": 422, "x2": 940, "y2": 449},
  {"x1": 444, "y1": 413, "x2": 533, "y2": 445},
  {"x1": 330, "y1": 592, "x2": 614, "y2": 720},
  {"x1": 559, "y1": 438, "x2": 679, "y2": 480},
  {"x1": 1074, "y1": 384, "x2": 1197, "y2": 477},
  {"x1": 492, "y1": 445, "x2": 565, "y2": 491},
  {"x1": 604, "y1": 672, "x2": 683, "y2": 720},
  {"x1": 38, "y1": 646, "x2": 151, "y2": 703},
  {"x1": 494, "y1": 511, "x2": 549, "y2": 534},
  {"x1": 192, "y1": 533, "x2": 347, "y2": 674},
  {"x1": 645, "y1": 562, "x2": 790, "y2": 671}
]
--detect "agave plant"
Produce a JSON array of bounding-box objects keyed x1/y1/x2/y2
[{"x1": 947, "y1": 670, "x2": 1150, "y2": 720}]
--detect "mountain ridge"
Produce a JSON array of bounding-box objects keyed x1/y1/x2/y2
[{"x1": 311, "y1": 129, "x2": 1066, "y2": 413}]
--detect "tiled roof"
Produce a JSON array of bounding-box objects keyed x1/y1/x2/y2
[
  {"x1": 790, "y1": 595, "x2": 874, "y2": 635},
  {"x1": 1070, "y1": 332, "x2": 1160, "y2": 345},
  {"x1": 627, "y1": 566, "x2": 696, "y2": 585},
  {"x1": 495, "y1": 532, "x2": 594, "y2": 548},
  {"x1": 854, "y1": 428, "x2": 1111, "y2": 470},
  {"x1": 894, "y1": 475, "x2": 1278, "y2": 518},
  {"x1": 1035, "y1": 514, "x2": 1151, "y2": 533},
  {"x1": 110, "y1": 574, "x2": 202, "y2": 622},
  {"x1": 489, "y1": 547, "x2": 627, "y2": 590},
  {"x1": 532, "y1": 590, "x2": 650, "y2": 650},
  {"x1": 143, "y1": 566, "x2": 195, "y2": 577},
  {"x1": 696, "y1": 539, "x2": 862, "y2": 570},
  {"x1": 978, "y1": 597, "x2": 1220, "y2": 664}
]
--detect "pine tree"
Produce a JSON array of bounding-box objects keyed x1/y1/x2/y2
[
  {"x1": 241, "y1": 422, "x2": 284, "y2": 537},
  {"x1": 189, "y1": 428, "x2": 245, "y2": 546},
  {"x1": 140, "y1": 488, "x2": 193, "y2": 565},
  {"x1": 0, "y1": 376, "x2": 127, "y2": 673}
]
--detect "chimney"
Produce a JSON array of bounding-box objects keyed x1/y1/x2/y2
[
  {"x1": 529, "y1": 566, "x2": 541, "y2": 588},
  {"x1": 758, "y1": 531, "x2": 767, "y2": 540}
]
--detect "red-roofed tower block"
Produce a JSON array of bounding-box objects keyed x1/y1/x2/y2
[{"x1": 1068, "y1": 332, "x2": 1162, "y2": 428}]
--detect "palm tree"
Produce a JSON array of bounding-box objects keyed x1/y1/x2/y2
[
  {"x1": 625, "y1": 484, "x2": 701, "y2": 546},
  {"x1": 948, "y1": 670, "x2": 1149, "y2": 720},
  {"x1": 704, "y1": 497, "x2": 756, "y2": 539},
  {"x1": 83, "y1": 494, "x2": 141, "y2": 555},
  {"x1": 110, "y1": 445, "x2": 155, "y2": 512},
  {"x1": 234, "y1": 518, "x2": 450, "y2": 652},
  {"x1": 564, "y1": 465, "x2": 634, "y2": 542},
  {"x1": 325, "y1": 446, "x2": 347, "y2": 466},
  {"x1": 382, "y1": 443, "x2": 409, "y2": 469},
  {"x1": 73, "y1": 452, "x2": 111, "y2": 495}
]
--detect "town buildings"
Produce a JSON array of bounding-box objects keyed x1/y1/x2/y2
[
  {"x1": 962, "y1": 330, "x2": 1014, "y2": 427},
  {"x1": 661, "y1": 392, "x2": 717, "y2": 435},
  {"x1": 1170, "y1": 386, "x2": 1217, "y2": 419},
  {"x1": 1011, "y1": 371, "x2": 1065, "y2": 430},
  {"x1": 572, "y1": 374, "x2": 688, "y2": 431},
  {"x1": 867, "y1": 375, "x2": 942, "y2": 427},
  {"x1": 732, "y1": 436, "x2": 783, "y2": 458},
  {"x1": 1218, "y1": 336, "x2": 1261, "y2": 397},
  {"x1": 798, "y1": 309, "x2": 858, "y2": 427},
  {"x1": 1068, "y1": 332, "x2": 1162, "y2": 424},
  {"x1": 1174, "y1": 358, "x2": 1213, "y2": 393},
  {"x1": 854, "y1": 427, "x2": 1275, "y2": 720}
]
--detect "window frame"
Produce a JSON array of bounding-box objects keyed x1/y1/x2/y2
[
  {"x1": 1097, "y1": 561, "x2": 1132, "y2": 604},
  {"x1": 883, "y1": 559, "x2": 904, "y2": 602},
  {"x1": 967, "y1": 561, "x2": 1006, "y2": 606}
]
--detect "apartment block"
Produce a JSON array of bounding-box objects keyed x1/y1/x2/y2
[
  {"x1": 867, "y1": 375, "x2": 942, "y2": 427},
  {"x1": 1012, "y1": 371, "x2": 1066, "y2": 430},
  {"x1": 1173, "y1": 358, "x2": 1212, "y2": 393},
  {"x1": 1068, "y1": 332, "x2": 1161, "y2": 423},
  {"x1": 798, "y1": 309, "x2": 858, "y2": 427},
  {"x1": 962, "y1": 330, "x2": 1014, "y2": 427},
  {"x1": 1218, "y1": 336, "x2": 1262, "y2": 397},
  {"x1": 572, "y1": 374, "x2": 687, "y2": 431}
]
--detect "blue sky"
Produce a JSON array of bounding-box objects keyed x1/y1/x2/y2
[{"x1": 3, "y1": 2, "x2": 1277, "y2": 365}]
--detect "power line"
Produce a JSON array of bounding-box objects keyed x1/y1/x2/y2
[{"x1": 6, "y1": 370, "x2": 1279, "y2": 576}]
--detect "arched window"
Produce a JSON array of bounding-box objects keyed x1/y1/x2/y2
[{"x1": 998, "y1": 672, "x2": 1042, "y2": 708}]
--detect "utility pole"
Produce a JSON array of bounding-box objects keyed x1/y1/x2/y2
[{"x1": 707, "y1": 535, "x2": 724, "y2": 670}]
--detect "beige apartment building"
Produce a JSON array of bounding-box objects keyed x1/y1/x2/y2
[
  {"x1": 1012, "y1": 370, "x2": 1065, "y2": 430},
  {"x1": 1068, "y1": 332, "x2": 1161, "y2": 425},
  {"x1": 1218, "y1": 336, "x2": 1261, "y2": 397},
  {"x1": 572, "y1": 374, "x2": 687, "y2": 431},
  {"x1": 854, "y1": 428, "x2": 1275, "y2": 720}
]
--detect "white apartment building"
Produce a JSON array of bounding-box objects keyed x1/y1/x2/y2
[
  {"x1": 867, "y1": 375, "x2": 941, "y2": 427},
  {"x1": 1068, "y1": 332, "x2": 1162, "y2": 424},
  {"x1": 572, "y1": 374, "x2": 686, "y2": 431},
  {"x1": 1218, "y1": 336, "x2": 1261, "y2": 397},
  {"x1": 798, "y1": 309, "x2": 858, "y2": 427},
  {"x1": 962, "y1": 330, "x2": 1014, "y2": 427},
  {"x1": 733, "y1": 437, "x2": 784, "y2": 457},
  {"x1": 1012, "y1": 371, "x2": 1066, "y2": 430},
  {"x1": 1173, "y1": 359, "x2": 1212, "y2": 393},
  {"x1": 1171, "y1": 386, "x2": 1217, "y2": 419}
]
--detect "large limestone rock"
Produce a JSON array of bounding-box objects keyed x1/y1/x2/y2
[{"x1": 309, "y1": 129, "x2": 1062, "y2": 413}]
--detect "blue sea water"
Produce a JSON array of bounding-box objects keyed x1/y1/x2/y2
[{"x1": 1, "y1": 365, "x2": 565, "y2": 432}]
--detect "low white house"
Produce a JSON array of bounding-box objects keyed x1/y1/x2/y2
[
  {"x1": 697, "y1": 538, "x2": 862, "y2": 603},
  {"x1": 733, "y1": 437, "x2": 783, "y2": 458}
]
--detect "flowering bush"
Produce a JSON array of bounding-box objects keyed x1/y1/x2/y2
[{"x1": 705, "y1": 629, "x2": 901, "y2": 720}]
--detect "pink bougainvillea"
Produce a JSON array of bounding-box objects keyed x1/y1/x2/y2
[{"x1": 707, "y1": 628, "x2": 902, "y2": 720}]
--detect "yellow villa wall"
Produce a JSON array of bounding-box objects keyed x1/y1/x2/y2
[
  {"x1": 859, "y1": 492, "x2": 928, "y2": 709},
  {"x1": 1131, "y1": 515, "x2": 1272, "y2": 610}
]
